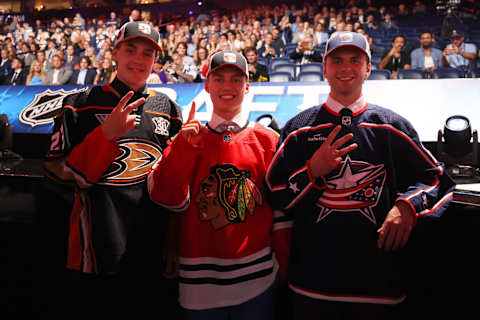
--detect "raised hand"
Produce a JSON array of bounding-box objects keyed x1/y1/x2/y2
[
  {"x1": 101, "y1": 91, "x2": 145, "y2": 141},
  {"x1": 181, "y1": 101, "x2": 208, "y2": 146},
  {"x1": 308, "y1": 125, "x2": 358, "y2": 179}
]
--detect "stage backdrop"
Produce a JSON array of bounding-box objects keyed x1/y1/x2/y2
[{"x1": 0, "y1": 78, "x2": 479, "y2": 142}]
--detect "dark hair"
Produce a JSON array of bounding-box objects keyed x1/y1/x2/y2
[
  {"x1": 392, "y1": 35, "x2": 406, "y2": 43},
  {"x1": 244, "y1": 46, "x2": 257, "y2": 55},
  {"x1": 79, "y1": 56, "x2": 90, "y2": 65}
]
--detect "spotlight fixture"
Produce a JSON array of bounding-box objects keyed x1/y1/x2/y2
[
  {"x1": 255, "y1": 114, "x2": 281, "y2": 134},
  {"x1": 197, "y1": 1, "x2": 204, "y2": 7},
  {"x1": 437, "y1": 115, "x2": 479, "y2": 182}
]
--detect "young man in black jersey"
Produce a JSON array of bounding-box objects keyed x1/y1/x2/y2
[{"x1": 41, "y1": 21, "x2": 182, "y2": 317}]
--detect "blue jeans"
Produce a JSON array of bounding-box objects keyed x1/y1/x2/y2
[{"x1": 183, "y1": 278, "x2": 279, "y2": 320}]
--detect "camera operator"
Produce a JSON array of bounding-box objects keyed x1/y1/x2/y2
[{"x1": 289, "y1": 34, "x2": 323, "y2": 65}]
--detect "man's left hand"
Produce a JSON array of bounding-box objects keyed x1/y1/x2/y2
[{"x1": 377, "y1": 201, "x2": 415, "y2": 252}]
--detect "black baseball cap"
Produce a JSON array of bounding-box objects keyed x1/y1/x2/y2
[
  {"x1": 206, "y1": 50, "x2": 248, "y2": 79},
  {"x1": 450, "y1": 30, "x2": 464, "y2": 39},
  {"x1": 115, "y1": 21, "x2": 162, "y2": 52}
]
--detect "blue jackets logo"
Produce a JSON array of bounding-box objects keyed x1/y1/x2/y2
[{"x1": 316, "y1": 156, "x2": 386, "y2": 225}]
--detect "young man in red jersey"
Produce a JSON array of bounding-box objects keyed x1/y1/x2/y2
[{"x1": 148, "y1": 50, "x2": 291, "y2": 320}]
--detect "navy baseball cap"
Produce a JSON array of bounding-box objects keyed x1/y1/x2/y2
[
  {"x1": 206, "y1": 50, "x2": 248, "y2": 79},
  {"x1": 324, "y1": 31, "x2": 371, "y2": 62},
  {"x1": 450, "y1": 30, "x2": 464, "y2": 39},
  {"x1": 115, "y1": 21, "x2": 162, "y2": 52}
]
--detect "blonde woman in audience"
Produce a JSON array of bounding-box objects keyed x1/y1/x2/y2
[{"x1": 26, "y1": 60, "x2": 45, "y2": 85}]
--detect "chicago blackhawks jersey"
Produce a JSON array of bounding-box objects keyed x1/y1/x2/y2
[
  {"x1": 148, "y1": 122, "x2": 292, "y2": 310},
  {"x1": 265, "y1": 103, "x2": 455, "y2": 304},
  {"x1": 44, "y1": 77, "x2": 182, "y2": 274}
]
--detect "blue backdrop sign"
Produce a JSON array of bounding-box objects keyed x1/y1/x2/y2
[{"x1": 0, "y1": 79, "x2": 479, "y2": 142}]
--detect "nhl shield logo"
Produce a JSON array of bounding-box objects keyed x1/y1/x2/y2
[
  {"x1": 342, "y1": 115, "x2": 351, "y2": 126},
  {"x1": 19, "y1": 88, "x2": 86, "y2": 127}
]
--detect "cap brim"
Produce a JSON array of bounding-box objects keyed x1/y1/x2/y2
[
  {"x1": 116, "y1": 36, "x2": 162, "y2": 52},
  {"x1": 325, "y1": 44, "x2": 371, "y2": 61},
  {"x1": 207, "y1": 63, "x2": 248, "y2": 78}
]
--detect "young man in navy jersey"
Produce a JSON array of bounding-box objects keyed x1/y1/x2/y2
[{"x1": 266, "y1": 31, "x2": 455, "y2": 319}]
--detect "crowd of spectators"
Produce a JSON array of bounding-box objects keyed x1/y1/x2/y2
[{"x1": 0, "y1": 0, "x2": 479, "y2": 86}]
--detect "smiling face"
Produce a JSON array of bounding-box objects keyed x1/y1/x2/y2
[
  {"x1": 205, "y1": 66, "x2": 249, "y2": 120},
  {"x1": 113, "y1": 38, "x2": 157, "y2": 91},
  {"x1": 324, "y1": 46, "x2": 370, "y2": 106}
]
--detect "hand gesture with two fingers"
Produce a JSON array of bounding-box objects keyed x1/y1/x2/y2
[{"x1": 102, "y1": 91, "x2": 144, "y2": 141}]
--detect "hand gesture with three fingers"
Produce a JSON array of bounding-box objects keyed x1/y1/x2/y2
[
  {"x1": 101, "y1": 91, "x2": 145, "y2": 141},
  {"x1": 181, "y1": 101, "x2": 208, "y2": 146},
  {"x1": 308, "y1": 125, "x2": 358, "y2": 179}
]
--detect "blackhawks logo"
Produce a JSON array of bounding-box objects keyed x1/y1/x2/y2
[{"x1": 195, "y1": 164, "x2": 263, "y2": 230}]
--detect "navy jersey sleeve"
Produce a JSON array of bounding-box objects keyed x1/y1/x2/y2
[
  {"x1": 382, "y1": 116, "x2": 456, "y2": 218},
  {"x1": 265, "y1": 116, "x2": 329, "y2": 214}
]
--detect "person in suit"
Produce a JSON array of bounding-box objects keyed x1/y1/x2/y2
[
  {"x1": 44, "y1": 54, "x2": 73, "y2": 85},
  {"x1": 2, "y1": 56, "x2": 27, "y2": 86},
  {"x1": 69, "y1": 56, "x2": 96, "y2": 85},
  {"x1": 0, "y1": 48, "x2": 12, "y2": 84},
  {"x1": 289, "y1": 34, "x2": 323, "y2": 65}
]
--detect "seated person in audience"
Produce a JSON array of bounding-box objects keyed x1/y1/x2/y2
[
  {"x1": 379, "y1": 35, "x2": 411, "y2": 79},
  {"x1": 94, "y1": 57, "x2": 116, "y2": 85},
  {"x1": 244, "y1": 46, "x2": 269, "y2": 82},
  {"x1": 165, "y1": 50, "x2": 197, "y2": 83},
  {"x1": 69, "y1": 56, "x2": 96, "y2": 85},
  {"x1": 44, "y1": 54, "x2": 73, "y2": 85},
  {"x1": 0, "y1": 48, "x2": 12, "y2": 84},
  {"x1": 258, "y1": 33, "x2": 281, "y2": 60},
  {"x1": 442, "y1": 30, "x2": 477, "y2": 71},
  {"x1": 290, "y1": 34, "x2": 323, "y2": 65},
  {"x1": 147, "y1": 61, "x2": 169, "y2": 84},
  {"x1": 26, "y1": 59, "x2": 45, "y2": 85},
  {"x1": 410, "y1": 31, "x2": 442, "y2": 74},
  {"x1": 3, "y1": 56, "x2": 27, "y2": 86}
]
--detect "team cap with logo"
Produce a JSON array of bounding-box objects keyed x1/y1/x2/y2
[
  {"x1": 115, "y1": 21, "x2": 162, "y2": 52},
  {"x1": 206, "y1": 50, "x2": 248, "y2": 79},
  {"x1": 324, "y1": 31, "x2": 371, "y2": 62}
]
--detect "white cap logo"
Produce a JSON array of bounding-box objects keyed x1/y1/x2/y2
[
  {"x1": 340, "y1": 33, "x2": 354, "y2": 43},
  {"x1": 224, "y1": 52, "x2": 237, "y2": 63},
  {"x1": 138, "y1": 23, "x2": 151, "y2": 35}
]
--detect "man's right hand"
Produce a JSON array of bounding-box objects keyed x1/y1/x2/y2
[
  {"x1": 308, "y1": 125, "x2": 358, "y2": 179},
  {"x1": 181, "y1": 101, "x2": 208, "y2": 146},
  {"x1": 101, "y1": 91, "x2": 145, "y2": 141}
]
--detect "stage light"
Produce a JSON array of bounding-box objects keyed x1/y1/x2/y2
[
  {"x1": 255, "y1": 114, "x2": 281, "y2": 134},
  {"x1": 197, "y1": 1, "x2": 204, "y2": 7},
  {"x1": 443, "y1": 115, "x2": 472, "y2": 156},
  {"x1": 437, "y1": 115, "x2": 479, "y2": 182}
]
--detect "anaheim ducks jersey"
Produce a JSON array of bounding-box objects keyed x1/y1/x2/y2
[
  {"x1": 148, "y1": 122, "x2": 292, "y2": 310},
  {"x1": 44, "y1": 77, "x2": 182, "y2": 274},
  {"x1": 265, "y1": 103, "x2": 455, "y2": 304}
]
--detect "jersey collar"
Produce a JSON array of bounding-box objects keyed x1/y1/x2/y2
[{"x1": 324, "y1": 94, "x2": 367, "y2": 115}]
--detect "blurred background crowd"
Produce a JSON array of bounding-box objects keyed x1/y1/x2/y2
[{"x1": 0, "y1": 0, "x2": 479, "y2": 86}]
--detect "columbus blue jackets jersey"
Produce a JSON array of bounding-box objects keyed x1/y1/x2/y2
[
  {"x1": 265, "y1": 103, "x2": 455, "y2": 304},
  {"x1": 44, "y1": 77, "x2": 182, "y2": 274}
]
